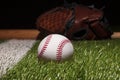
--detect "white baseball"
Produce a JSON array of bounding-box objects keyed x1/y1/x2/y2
[{"x1": 38, "y1": 34, "x2": 74, "y2": 61}]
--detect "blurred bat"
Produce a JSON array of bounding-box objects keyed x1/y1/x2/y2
[{"x1": 111, "y1": 32, "x2": 120, "y2": 39}]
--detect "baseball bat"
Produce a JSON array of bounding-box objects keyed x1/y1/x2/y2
[{"x1": 111, "y1": 32, "x2": 120, "y2": 39}]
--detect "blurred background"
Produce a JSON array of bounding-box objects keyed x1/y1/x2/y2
[{"x1": 0, "y1": 0, "x2": 119, "y2": 29}]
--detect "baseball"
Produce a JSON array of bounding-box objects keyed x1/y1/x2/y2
[{"x1": 38, "y1": 34, "x2": 74, "y2": 61}]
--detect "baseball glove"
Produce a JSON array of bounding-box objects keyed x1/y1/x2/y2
[{"x1": 36, "y1": 3, "x2": 113, "y2": 40}]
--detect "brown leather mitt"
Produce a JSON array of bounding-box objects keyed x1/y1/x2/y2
[{"x1": 36, "y1": 3, "x2": 113, "y2": 40}]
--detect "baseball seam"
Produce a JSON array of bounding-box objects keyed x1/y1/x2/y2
[
  {"x1": 56, "y1": 39, "x2": 70, "y2": 61},
  {"x1": 38, "y1": 35, "x2": 52, "y2": 57}
]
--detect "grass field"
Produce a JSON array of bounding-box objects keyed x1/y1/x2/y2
[
  {"x1": 0, "y1": 39, "x2": 120, "y2": 80},
  {"x1": 0, "y1": 40, "x2": 5, "y2": 43}
]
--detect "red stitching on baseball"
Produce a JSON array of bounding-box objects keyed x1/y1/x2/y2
[
  {"x1": 56, "y1": 39, "x2": 70, "y2": 61},
  {"x1": 38, "y1": 35, "x2": 52, "y2": 57}
]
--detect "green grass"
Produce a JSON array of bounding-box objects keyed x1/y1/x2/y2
[
  {"x1": 0, "y1": 40, "x2": 5, "y2": 43},
  {"x1": 1, "y1": 39, "x2": 120, "y2": 80}
]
